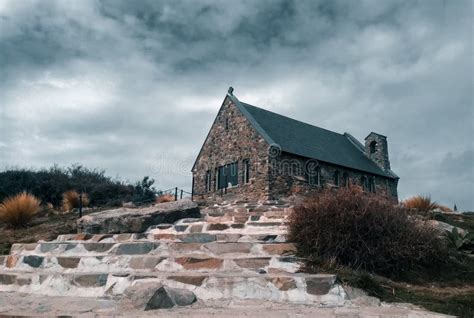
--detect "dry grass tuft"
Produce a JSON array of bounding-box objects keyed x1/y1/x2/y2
[
  {"x1": 0, "y1": 192, "x2": 40, "y2": 228},
  {"x1": 403, "y1": 195, "x2": 440, "y2": 212},
  {"x1": 156, "y1": 194, "x2": 175, "y2": 203},
  {"x1": 62, "y1": 190, "x2": 89, "y2": 212}
]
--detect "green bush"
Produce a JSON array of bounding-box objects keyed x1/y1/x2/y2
[
  {"x1": 288, "y1": 185, "x2": 451, "y2": 278},
  {"x1": 0, "y1": 165, "x2": 134, "y2": 208}
]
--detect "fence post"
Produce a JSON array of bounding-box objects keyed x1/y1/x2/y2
[
  {"x1": 180, "y1": 189, "x2": 183, "y2": 199},
  {"x1": 79, "y1": 192, "x2": 83, "y2": 218},
  {"x1": 174, "y1": 187, "x2": 178, "y2": 201}
]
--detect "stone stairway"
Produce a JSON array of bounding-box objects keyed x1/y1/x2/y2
[{"x1": 0, "y1": 200, "x2": 347, "y2": 307}]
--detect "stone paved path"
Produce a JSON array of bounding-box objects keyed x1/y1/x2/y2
[{"x1": 0, "y1": 292, "x2": 452, "y2": 317}]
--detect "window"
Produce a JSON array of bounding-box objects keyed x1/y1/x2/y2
[
  {"x1": 342, "y1": 172, "x2": 349, "y2": 187},
  {"x1": 334, "y1": 171, "x2": 340, "y2": 187},
  {"x1": 308, "y1": 167, "x2": 320, "y2": 186},
  {"x1": 225, "y1": 117, "x2": 229, "y2": 131},
  {"x1": 205, "y1": 170, "x2": 212, "y2": 192},
  {"x1": 217, "y1": 162, "x2": 238, "y2": 189},
  {"x1": 242, "y1": 159, "x2": 250, "y2": 184},
  {"x1": 369, "y1": 141, "x2": 377, "y2": 154},
  {"x1": 361, "y1": 176, "x2": 368, "y2": 191},
  {"x1": 369, "y1": 177, "x2": 376, "y2": 193}
]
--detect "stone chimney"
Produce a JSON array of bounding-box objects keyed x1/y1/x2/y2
[{"x1": 364, "y1": 132, "x2": 390, "y2": 171}]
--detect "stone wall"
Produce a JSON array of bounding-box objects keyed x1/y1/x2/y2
[
  {"x1": 268, "y1": 152, "x2": 398, "y2": 201},
  {"x1": 365, "y1": 133, "x2": 391, "y2": 171},
  {"x1": 192, "y1": 97, "x2": 271, "y2": 202}
]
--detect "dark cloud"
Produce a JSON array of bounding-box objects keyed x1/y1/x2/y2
[{"x1": 0, "y1": 0, "x2": 472, "y2": 210}]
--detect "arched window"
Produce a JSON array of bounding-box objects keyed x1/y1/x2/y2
[{"x1": 369, "y1": 140, "x2": 377, "y2": 154}]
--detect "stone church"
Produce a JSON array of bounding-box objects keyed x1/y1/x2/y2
[{"x1": 192, "y1": 88, "x2": 399, "y2": 202}]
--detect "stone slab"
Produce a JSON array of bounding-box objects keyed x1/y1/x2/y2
[{"x1": 77, "y1": 200, "x2": 200, "y2": 234}]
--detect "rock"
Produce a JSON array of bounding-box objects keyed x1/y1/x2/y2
[
  {"x1": 181, "y1": 233, "x2": 216, "y2": 243},
  {"x1": 77, "y1": 200, "x2": 200, "y2": 234},
  {"x1": 57, "y1": 257, "x2": 81, "y2": 269},
  {"x1": 428, "y1": 220, "x2": 466, "y2": 235},
  {"x1": 262, "y1": 243, "x2": 296, "y2": 255},
  {"x1": 83, "y1": 243, "x2": 115, "y2": 253},
  {"x1": 344, "y1": 285, "x2": 381, "y2": 306},
  {"x1": 204, "y1": 242, "x2": 252, "y2": 255},
  {"x1": 169, "y1": 275, "x2": 206, "y2": 286},
  {"x1": 306, "y1": 277, "x2": 334, "y2": 295},
  {"x1": 23, "y1": 256, "x2": 44, "y2": 268},
  {"x1": 6, "y1": 255, "x2": 19, "y2": 268},
  {"x1": 234, "y1": 257, "x2": 270, "y2": 269},
  {"x1": 207, "y1": 223, "x2": 230, "y2": 231},
  {"x1": 114, "y1": 242, "x2": 159, "y2": 255},
  {"x1": 269, "y1": 277, "x2": 297, "y2": 291},
  {"x1": 175, "y1": 257, "x2": 223, "y2": 270},
  {"x1": 189, "y1": 224, "x2": 203, "y2": 233},
  {"x1": 73, "y1": 274, "x2": 108, "y2": 287},
  {"x1": 174, "y1": 225, "x2": 188, "y2": 232},
  {"x1": 0, "y1": 274, "x2": 15, "y2": 285},
  {"x1": 129, "y1": 256, "x2": 164, "y2": 269},
  {"x1": 119, "y1": 282, "x2": 196, "y2": 311}
]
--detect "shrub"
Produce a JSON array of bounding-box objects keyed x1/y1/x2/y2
[
  {"x1": 288, "y1": 186, "x2": 450, "y2": 278},
  {"x1": 132, "y1": 176, "x2": 156, "y2": 205},
  {"x1": 156, "y1": 194, "x2": 175, "y2": 203},
  {"x1": 0, "y1": 165, "x2": 134, "y2": 208},
  {"x1": 403, "y1": 195, "x2": 440, "y2": 212},
  {"x1": 0, "y1": 192, "x2": 40, "y2": 228},
  {"x1": 62, "y1": 190, "x2": 89, "y2": 212}
]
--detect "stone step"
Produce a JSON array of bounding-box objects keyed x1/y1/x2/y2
[
  {"x1": 2, "y1": 253, "x2": 303, "y2": 274},
  {"x1": 202, "y1": 210, "x2": 291, "y2": 219},
  {"x1": 0, "y1": 270, "x2": 345, "y2": 305},
  {"x1": 53, "y1": 233, "x2": 288, "y2": 244},
  {"x1": 7, "y1": 242, "x2": 297, "y2": 258},
  {"x1": 146, "y1": 221, "x2": 287, "y2": 236}
]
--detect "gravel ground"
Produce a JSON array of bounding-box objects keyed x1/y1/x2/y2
[{"x1": 0, "y1": 292, "x2": 452, "y2": 317}]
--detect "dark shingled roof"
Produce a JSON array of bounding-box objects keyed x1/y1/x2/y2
[{"x1": 229, "y1": 94, "x2": 396, "y2": 179}]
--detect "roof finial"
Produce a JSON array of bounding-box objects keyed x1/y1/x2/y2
[{"x1": 228, "y1": 86, "x2": 234, "y2": 96}]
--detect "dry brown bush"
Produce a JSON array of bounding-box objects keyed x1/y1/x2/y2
[
  {"x1": 62, "y1": 190, "x2": 89, "y2": 212},
  {"x1": 156, "y1": 194, "x2": 175, "y2": 203},
  {"x1": 0, "y1": 192, "x2": 40, "y2": 228},
  {"x1": 288, "y1": 186, "x2": 450, "y2": 278},
  {"x1": 403, "y1": 195, "x2": 440, "y2": 212}
]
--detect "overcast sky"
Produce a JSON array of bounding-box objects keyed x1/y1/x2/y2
[{"x1": 0, "y1": 0, "x2": 472, "y2": 209}]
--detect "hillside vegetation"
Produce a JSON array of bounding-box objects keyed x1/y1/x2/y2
[{"x1": 289, "y1": 186, "x2": 474, "y2": 317}]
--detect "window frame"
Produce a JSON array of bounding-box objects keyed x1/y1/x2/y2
[
  {"x1": 242, "y1": 159, "x2": 250, "y2": 184},
  {"x1": 308, "y1": 167, "x2": 320, "y2": 186},
  {"x1": 205, "y1": 170, "x2": 212, "y2": 192},
  {"x1": 334, "y1": 170, "x2": 340, "y2": 187}
]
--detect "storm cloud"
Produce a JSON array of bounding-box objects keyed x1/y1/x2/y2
[{"x1": 0, "y1": 0, "x2": 472, "y2": 209}]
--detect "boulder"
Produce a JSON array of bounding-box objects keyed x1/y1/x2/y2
[
  {"x1": 77, "y1": 200, "x2": 200, "y2": 234},
  {"x1": 119, "y1": 282, "x2": 197, "y2": 311}
]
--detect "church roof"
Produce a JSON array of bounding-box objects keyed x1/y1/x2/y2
[{"x1": 229, "y1": 93, "x2": 398, "y2": 179}]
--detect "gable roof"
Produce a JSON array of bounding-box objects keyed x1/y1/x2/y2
[{"x1": 228, "y1": 93, "x2": 398, "y2": 179}]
